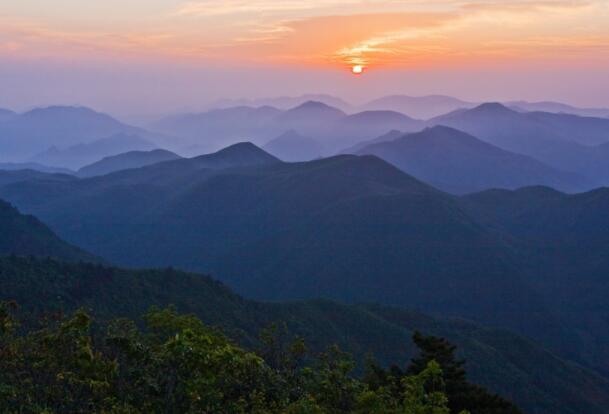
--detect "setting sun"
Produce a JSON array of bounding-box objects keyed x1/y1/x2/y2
[{"x1": 352, "y1": 65, "x2": 364, "y2": 75}]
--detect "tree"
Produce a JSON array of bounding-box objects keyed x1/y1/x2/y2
[
  {"x1": 0, "y1": 303, "x2": 521, "y2": 414},
  {"x1": 408, "y1": 332, "x2": 521, "y2": 414}
]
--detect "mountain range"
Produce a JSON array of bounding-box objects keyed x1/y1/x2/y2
[
  {"x1": 352, "y1": 126, "x2": 589, "y2": 193},
  {"x1": 0, "y1": 162, "x2": 73, "y2": 175},
  {"x1": 429, "y1": 103, "x2": 609, "y2": 184},
  {"x1": 1, "y1": 251, "x2": 608, "y2": 414},
  {"x1": 361, "y1": 95, "x2": 476, "y2": 119},
  {"x1": 77, "y1": 148, "x2": 182, "y2": 177},
  {"x1": 508, "y1": 100, "x2": 609, "y2": 118},
  {"x1": 207, "y1": 94, "x2": 353, "y2": 112},
  {"x1": 151, "y1": 101, "x2": 425, "y2": 155},
  {"x1": 205, "y1": 94, "x2": 609, "y2": 120},
  {"x1": 30, "y1": 133, "x2": 157, "y2": 169},
  {"x1": 4, "y1": 94, "x2": 609, "y2": 413},
  {"x1": 263, "y1": 130, "x2": 323, "y2": 162},
  {"x1": 0, "y1": 199, "x2": 95, "y2": 261},
  {"x1": 0, "y1": 106, "x2": 170, "y2": 163},
  {"x1": 2, "y1": 142, "x2": 609, "y2": 379}
]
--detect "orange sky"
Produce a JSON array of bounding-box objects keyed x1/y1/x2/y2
[{"x1": 1, "y1": 0, "x2": 609, "y2": 113}]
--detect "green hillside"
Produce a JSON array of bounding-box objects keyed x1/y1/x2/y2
[{"x1": 1, "y1": 256, "x2": 608, "y2": 414}]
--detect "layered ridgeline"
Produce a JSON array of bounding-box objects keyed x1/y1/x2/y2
[
  {"x1": 351, "y1": 126, "x2": 588, "y2": 194},
  {"x1": 31, "y1": 133, "x2": 157, "y2": 169},
  {"x1": 2, "y1": 255, "x2": 609, "y2": 414},
  {"x1": 151, "y1": 101, "x2": 425, "y2": 155},
  {"x1": 263, "y1": 130, "x2": 323, "y2": 162},
  {"x1": 462, "y1": 186, "x2": 609, "y2": 377},
  {"x1": 0, "y1": 143, "x2": 534, "y2": 327},
  {"x1": 0, "y1": 106, "x2": 167, "y2": 163},
  {"x1": 151, "y1": 100, "x2": 609, "y2": 189},
  {"x1": 0, "y1": 199, "x2": 95, "y2": 261},
  {"x1": 0, "y1": 199, "x2": 596, "y2": 413},
  {"x1": 3, "y1": 143, "x2": 609, "y2": 386},
  {"x1": 77, "y1": 149, "x2": 182, "y2": 177},
  {"x1": 360, "y1": 95, "x2": 477, "y2": 119},
  {"x1": 429, "y1": 103, "x2": 609, "y2": 185}
]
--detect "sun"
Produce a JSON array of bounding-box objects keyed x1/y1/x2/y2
[{"x1": 352, "y1": 65, "x2": 364, "y2": 75}]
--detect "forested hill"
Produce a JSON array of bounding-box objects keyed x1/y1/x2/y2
[
  {"x1": 0, "y1": 199, "x2": 97, "y2": 262},
  {"x1": 1, "y1": 255, "x2": 609, "y2": 414}
]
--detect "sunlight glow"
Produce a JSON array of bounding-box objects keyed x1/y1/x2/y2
[{"x1": 352, "y1": 65, "x2": 364, "y2": 75}]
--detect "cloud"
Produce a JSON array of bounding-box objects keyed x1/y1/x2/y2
[
  {"x1": 1, "y1": 0, "x2": 607, "y2": 70},
  {"x1": 174, "y1": 0, "x2": 360, "y2": 17}
]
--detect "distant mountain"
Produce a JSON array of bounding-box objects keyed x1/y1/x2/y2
[
  {"x1": 523, "y1": 111, "x2": 609, "y2": 146},
  {"x1": 263, "y1": 130, "x2": 323, "y2": 162},
  {"x1": 81, "y1": 142, "x2": 281, "y2": 187},
  {"x1": 0, "y1": 162, "x2": 73, "y2": 175},
  {"x1": 429, "y1": 103, "x2": 609, "y2": 183},
  {"x1": 186, "y1": 141, "x2": 280, "y2": 169},
  {"x1": 355, "y1": 126, "x2": 589, "y2": 194},
  {"x1": 0, "y1": 106, "x2": 164, "y2": 161},
  {"x1": 277, "y1": 104, "x2": 426, "y2": 154},
  {"x1": 431, "y1": 102, "x2": 609, "y2": 147},
  {"x1": 275, "y1": 100, "x2": 347, "y2": 124},
  {"x1": 0, "y1": 199, "x2": 95, "y2": 261},
  {"x1": 1, "y1": 255, "x2": 608, "y2": 414},
  {"x1": 362, "y1": 95, "x2": 476, "y2": 119},
  {"x1": 77, "y1": 149, "x2": 182, "y2": 177},
  {"x1": 209, "y1": 94, "x2": 353, "y2": 112},
  {"x1": 4, "y1": 144, "x2": 609, "y2": 384},
  {"x1": 0, "y1": 108, "x2": 16, "y2": 122},
  {"x1": 0, "y1": 169, "x2": 75, "y2": 187},
  {"x1": 151, "y1": 106, "x2": 282, "y2": 155},
  {"x1": 324, "y1": 111, "x2": 423, "y2": 152},
  {"x1": 508, "y1": 100, "x2": 609, "y2": 118},
  {"x1": 339, "y1": 110, "x2": 423, "y2": 131},
  {"x1": 151, "y1": 101, "x2": 427, "y2": 156},
  {"x1": 0, "y1": 148, "x2": 550, "y2": 340},
  {"x1": 31, "y1": 133, "x2": 157, "y2": 169},
  {"x1": 341, "y1": 130, "x2": 404, "y2": 154}
]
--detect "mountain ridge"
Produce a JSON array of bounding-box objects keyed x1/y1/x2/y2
[
  {"x1": 355, "y1": 125, "x2": 590, "y2": 193},
  {"x1": 1, "y1": 255, "x2": 608, "y2": 414}
]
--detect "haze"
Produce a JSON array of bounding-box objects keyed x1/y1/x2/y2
[{"x1": 2, "y1": 0, "x2": 609, "y2": 116}]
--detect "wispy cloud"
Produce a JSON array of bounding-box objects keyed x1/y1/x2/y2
[
  {"x1": 1, "y1": 0, "x2": 607, "y2": 70},
  {"x1": 173, "y1": 0, "x2": 415, "y2": 17}
]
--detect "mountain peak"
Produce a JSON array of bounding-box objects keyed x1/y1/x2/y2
[
  {"x1": 422, "y1": 125, "x2": 467, "y2": 135},
  {"x1": 281, "y1": 101, "x2": 346, "y2": 117},
  {"x1": 22, "y1": 105, "x2": 108, "y2": 119},
  {"x1": 215, "y1": 141, "x2": 268, "y2": 155},
  {"x1": 77, "y1": 148, "x2": 182, "y2": 177},
  {"x1": 192, "y1": 142, "x2": 280, "y2": 168},
  {"x1": 385, "y1": 126, "x2": 482, "y2": 149},
  {"x1": 345, "y1": 110, "x2": 416, "y2": 122},
  {"x1": 294, "y1": 100, "x2": 335, "y2": 110},
  {"x1": 471, "y1": 102, "x2": 514, "y2": 114}
]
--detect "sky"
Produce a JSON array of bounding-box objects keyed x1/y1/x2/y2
[{"x1": 1, "y1": 0, "x2": 609, "y2": 116}]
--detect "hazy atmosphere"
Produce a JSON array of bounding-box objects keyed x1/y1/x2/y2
[
  {"x1": 3, "y1": 2, "x2": 609, "y2": 414},
  {"x1": 2, "y1": 0, "x2": 609, "y2": 116}
]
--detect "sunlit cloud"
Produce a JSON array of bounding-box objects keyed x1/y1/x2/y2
[
  {"x1": 0, "y1": 0, "x2": 608, "y2": 70},
  {"x1": 173, "y1": 0, "x2": 437, "y2": 18}
]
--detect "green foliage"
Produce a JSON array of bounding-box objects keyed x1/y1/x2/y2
[
  {"x1": 0, "y1": 302, "x2": 493, "y2": 414},
  {"x1": 364, "y1": 332, "x2": 522, "y2": 414},
  {"x1": 2, "y1": 255, "x2": 608, "y2": 414}
]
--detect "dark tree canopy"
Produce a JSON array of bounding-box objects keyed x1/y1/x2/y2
[{"x1": 0, "y1": 302, "x2": 521, "y2": 414}]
